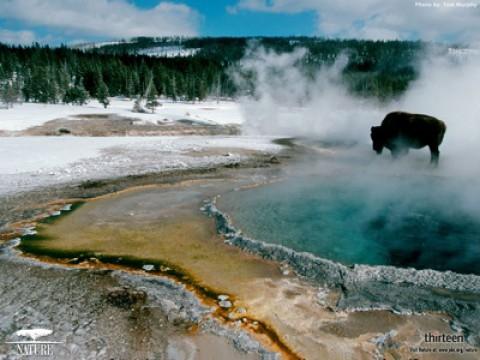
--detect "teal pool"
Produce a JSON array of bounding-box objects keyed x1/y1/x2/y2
[{"x1": 218, "y1": 153, "x2": 480, "y2": 275}]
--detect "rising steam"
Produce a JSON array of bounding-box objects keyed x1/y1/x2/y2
[
  {"x1": 235, "y1": 44, "x2": 480, "y2": 159},
  {"x1": 233, "y1": 43, "x2": 480, "y2": 265}
]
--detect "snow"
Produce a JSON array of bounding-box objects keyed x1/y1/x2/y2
[
  {"x1": 75, "y1": 41, "x2": 199, "y2": 57},
  {"x1": 0, "y1": 98, "x2": 281, "y2": 196},
  {"x1": 0, "y1": 136, "x2": 282, "y2": 195},
  {"x1": 0, "y1": 98, "x2": 245, "y2": 132},
  {"x1": 137, "y1": 46, "x2": 200, "y2": 58},
  {"x1": 73, "y1": 40, "x2": 134, "y2": 50},
  {"x1": 0, "y1": 137, "x2": 149, "y2": 174}
]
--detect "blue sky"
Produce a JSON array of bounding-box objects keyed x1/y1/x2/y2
[
  {"x1": 135, "y1": 0, "x2": 317, "y2": 37},
  {"x1": 0, "y1": 0, "x2": 477, "y2": 45}
]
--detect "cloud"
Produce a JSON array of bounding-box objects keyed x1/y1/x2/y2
[
  {"x1": 230, "y1": 0, "x2": 480, "y2": 42},
  {"x1": 0, "y1": 0, "x2": 200, "y2": 40},
  {"x1": 0, "y1": 29, "x2": 36, "y2": 44}
]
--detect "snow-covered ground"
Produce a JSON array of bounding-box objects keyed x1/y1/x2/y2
[
  {"x1": 0, "y1": 98, "x2": 281, "y2": 197},
  {"x1": 0, "y1": 98, "x2": 244, "y2": 132},
  {"x1": 0, "y1": 136, "x2": 282, "y2": 195}
]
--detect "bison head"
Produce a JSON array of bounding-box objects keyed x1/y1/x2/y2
[{"x1": 370, "y1": 126, "x2": 385, "y2": 154}]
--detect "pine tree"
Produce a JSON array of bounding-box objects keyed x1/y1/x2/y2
[
  {"x1": 196, "y1": 76, "x2": 208, "y2": 101},
  {"x1": 46, "y1": 66, "x2": 59, "y2": 103},
  {"x1": 1, "y1": 81, "x2": 19, "y2": 108},
  {"x1": 176, "y1": 75, "x2": 185, "y2": 101},
  {"x1": 22, "y1": 68, "x2": 33, "y2": 102},
  {"x1": 186, "y1": 77, "x2": 196, "y2": 102},
  {"x1": 126, "y1": 73, "x2": 135, "y2": 99},
  {"x1": 30, "y1": 66, "x2": 47, "y2": 102},
  {"x1": 132, "y1": 71, "x2": 140, "y2": 95},
  {"x1": 13, "y1": 75, "x2": 23, "y2": 104},
  {"x1": 145, "y1": 74, "x2": 159, "y2": 113},
  {"x1": 96, "y1": 78, "x2": 110, "y2": 108},
  {"x1": 160, "y1": 81, "x2": 167, "y2": 99},
  {"x1": 168, "y1": 75, "x2": 177, "y2": 102},
  {"x1": 214, "y1": 75, "x2": 222, "y2": 103},
  {"x1": 132, "y1": 96, "x2": 146, "y2": 113},
  {"x1": 57, "y1": 64, "x2": 70, "y2": 100},
  {"x1": 64, "y1": 82, "x2": 89, "y2": 105}
]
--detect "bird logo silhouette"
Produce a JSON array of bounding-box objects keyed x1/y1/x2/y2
[{"x1": 14, "y1": 329, "x2": 52, "y2": 341}]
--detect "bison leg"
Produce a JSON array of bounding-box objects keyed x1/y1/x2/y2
[
  {"x1": 390, "y1": 149, "x2": 400, "y2": 159},
  {"x1": 391, "y1": 147, "x2": 408, "y2": 159},
  {"x1": 429, "y1": 144, "x2": 440, "y2": 165}
]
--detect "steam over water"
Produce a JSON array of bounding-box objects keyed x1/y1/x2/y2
[
  {"x1": 228, "y1": 45, "x2": 480, "y2": 277},
  {"x1": 219, "y1": 146, "x2": 480, "y2": 276}
]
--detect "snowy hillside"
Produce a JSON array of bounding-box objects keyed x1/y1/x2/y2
[
  {"x1": 137, "y1": 46, "x2": 200, "y2": 58},
  {"x1": 72, "y1": 40, "x2": 133, "y2": 50},
  {"x1": 73, "y1": 38, "x2": 200, "y2": 58}
]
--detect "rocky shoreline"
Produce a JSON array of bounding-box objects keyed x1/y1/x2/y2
[
  {"x1": 0, "y1": 145, "x2": 291, "y2": 360},
  {"x1": 0, "y1": 238, "x2": 278, "y2": 359},
  {"x1": 0, "y1": 149, "x2": 287, "y2": 234},
  {"x1": 5, "y1": 138, "x2": 480, "y2": 359},
  {"x1": 203, "y1": 198, "x2": 480, "y2": 346}
]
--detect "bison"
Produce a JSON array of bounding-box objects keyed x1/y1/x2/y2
[{"x1": 371, "y1": 112, "x2": 446, "y2": 165}]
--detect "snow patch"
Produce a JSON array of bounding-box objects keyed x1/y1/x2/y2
[
  {"x1": 0, "y1": 98, "x2": 245, "y2": 131},
  {"x1": 137, "y1": 46, "x2": 200, "y2": 58},
  {"x1": 0, "y1": 136, "x2": 282, "y2": 195}
]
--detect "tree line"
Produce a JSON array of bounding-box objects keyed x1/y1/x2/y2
[
  {"x1": 0, "y1": 42, "x2": 230, "y2": 109},
  {"x1": 0, "y1": 37, "x2": 428, "y2": 109}
]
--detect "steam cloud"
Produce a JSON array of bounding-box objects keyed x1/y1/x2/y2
[
  {"x1": 233, "y1": 44, "x2": 480, "y2": 277},
  {"x1": 236, "y1": 46, "x2": 382, "y2": 141},
  {"x1": 236, "y1": 44, "x2": 480, "y2": 159}
]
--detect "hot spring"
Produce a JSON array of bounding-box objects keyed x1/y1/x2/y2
[{"x1": 218, "y1": 145, "x2": 480, "y2": 276}]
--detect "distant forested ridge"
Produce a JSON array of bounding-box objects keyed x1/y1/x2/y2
[{"x1": 0, "y1": 37, "x2": 431, "y2": 107}]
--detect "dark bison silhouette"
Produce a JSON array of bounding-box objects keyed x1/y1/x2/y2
[{"x1": 371, "y1": 111, "x2": 446, "y2": 165}]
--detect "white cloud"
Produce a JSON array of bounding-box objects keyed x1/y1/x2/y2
[
  {"x1": 0, "y1": 0, "x2": 200, "y2": 40},
  {"x1": 0, "y1": 29, "x2": 36, "y2": 44},
  {"x1": 231, "y1": 0, "x2": 480, "y2": 42}
]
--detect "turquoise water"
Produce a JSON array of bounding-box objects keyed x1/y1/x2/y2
[{"x1": 219, "y1": 154, "x2": 480, "y2": 275}]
